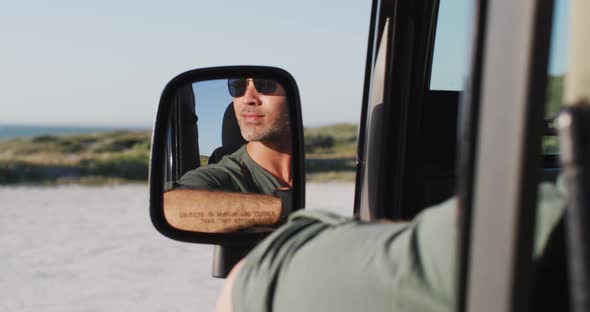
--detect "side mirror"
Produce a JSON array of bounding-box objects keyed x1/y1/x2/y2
[{"x1": 150, "y1": 66, "x2": 305, "y2": 246}]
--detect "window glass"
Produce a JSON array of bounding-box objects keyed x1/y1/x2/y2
[
  {"x1": 429, "y1": 0, "x2": 473, "y2": 91},
  {"x1": 543, "y1": 0, "x2": 570, "y2": 155},
  {"x1": 431, "y1": 0, "x2": 569, "y2": 154}
]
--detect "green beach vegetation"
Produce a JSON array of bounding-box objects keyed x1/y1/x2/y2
[
  {"x1": 304, "y1": 123, "x2": 357, "y2": 182},
  {"x1": 0, "y1": 131, "x2": 151, "y2": 185},
  {"x1": 0, "y1": 124, "x2": 358, "y2": 185},
  {"x1": 543, "y1": 75, "x2": 564, "y2": 155}
]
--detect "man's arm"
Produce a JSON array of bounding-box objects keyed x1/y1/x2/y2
[
  {"x1": 163, "y1": 189, "x2": 282, "y2": 233},
  {"x1": 222, "y1": 199, "x2": 459, "y2": 312},
  {"x1": 219, "y1": 179, "x2": 568, "y2": 312}
]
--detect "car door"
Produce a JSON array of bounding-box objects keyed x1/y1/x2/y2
[
  {"x1": 355, "y1": 0, "x2": 468, "y2": 221},
  {"x1": 458, "y1": 0, "x2": 575, "y2": 311}
]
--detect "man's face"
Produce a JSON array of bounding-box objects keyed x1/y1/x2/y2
[{"x1": 233, "y1": 79, "x2": 290, "y2": 143}]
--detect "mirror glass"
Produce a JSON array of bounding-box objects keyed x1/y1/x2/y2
[{"x1": 162, "y1": 77, "x2": 293, "y2": 234}]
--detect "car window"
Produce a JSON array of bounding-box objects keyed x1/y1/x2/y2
[
  {"x1": 430, "y1": 0, "x2": 569, "y2": 156},
  {"x1": 543, "y1": 0, "x2": 570, "y2": 155},
  {"x1": 429, "y1": 0, "x2": 473, "y2": 91}
]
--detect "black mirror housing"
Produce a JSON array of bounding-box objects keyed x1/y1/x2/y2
[{"x1": 149, "y1": 66, "x2": 305, "y2": 245}]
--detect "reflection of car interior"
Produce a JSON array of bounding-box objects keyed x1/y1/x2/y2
[
  {"x1": 166, "y1": 84, "x2": 201, "y2": 181},
  {"x1": 208, "y1": 102, "x2": 247, "y2": 164}
]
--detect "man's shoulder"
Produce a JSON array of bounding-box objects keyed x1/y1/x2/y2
[
  {"x1": 175, "y1": 164, "x2": 234, "y2": 190},
  {"x1": 217, "y1": 145, "x2": 252, "y2": 170},
  {"x1": 185, "y1": 145, "x2": 250, "y2": 179},
  {"x1": 173, "y1": 145, "x2": 264, "y2": 192},
  {"x1": 217, "y1": 145, "x2": 276, "y2": 182}
]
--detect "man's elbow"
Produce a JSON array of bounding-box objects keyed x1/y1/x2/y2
[{"x1": 216, "y1": 259, "x2": 245, "y2": 312}]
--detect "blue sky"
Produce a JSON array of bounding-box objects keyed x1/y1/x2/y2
[
  {"x1": 0, "y1": 0, "x2": 568, "y2": 127},
  {"x1": 192, "y1": 79, "x2": 234, "y2": 154},
  {"x1": 431, "y1": 0, "x2": 569, "y2": 90}
]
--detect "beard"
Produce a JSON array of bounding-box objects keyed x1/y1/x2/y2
[{"x1": 237, "y1": 108, "x2": 291, "y2": 143}]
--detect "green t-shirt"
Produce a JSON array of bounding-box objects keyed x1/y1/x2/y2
[
  {"x1": 174, "y1": 145, "x2": 282, "y2": 195},
  {"x1": 232, "y1": 180, "x2": 567, "y2": 312}
]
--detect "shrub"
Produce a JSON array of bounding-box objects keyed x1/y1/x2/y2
[{"x1": 305, "y1": 135, "x2": 334, "y2": 152}]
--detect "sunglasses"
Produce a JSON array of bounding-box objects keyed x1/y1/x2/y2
[{"x1": 227, "y1": 78, "x2": 280, "y2": 97}]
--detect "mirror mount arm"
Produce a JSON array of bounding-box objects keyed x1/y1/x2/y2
[
  {"x1": 212, "y1": 245, "x2": 255, "y2": 278},
  {"x1": 273, "y1": 188, "x2": 294, "y2": 225}
]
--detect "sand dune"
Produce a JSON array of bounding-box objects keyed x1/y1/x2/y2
[{"x1": 0, "y1": 183, "x2": 353, "y2": 312}]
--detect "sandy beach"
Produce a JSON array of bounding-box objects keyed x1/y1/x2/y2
[{"x1": 0, "y1": 183, "x2": 354, "y2": 312}]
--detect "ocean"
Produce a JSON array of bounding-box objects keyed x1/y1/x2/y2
[{"x1": 0, "y1": 124, "x2": 151, "y2": 141}]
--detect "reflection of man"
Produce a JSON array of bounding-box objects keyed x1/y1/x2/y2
[
  {"x1": 164, "y1": 78, "x2": 293, "y2": 233},
  {"x1": 175, "y1": 78, "x2": 292, "y2": 193}
]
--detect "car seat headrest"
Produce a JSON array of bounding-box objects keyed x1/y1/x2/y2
[
  {"x1": 208, "y1": 102, "x2": 248, "y2": 164},
  {"x1": 222, "y1": 102, "x2": 248, "y2": 149}
]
